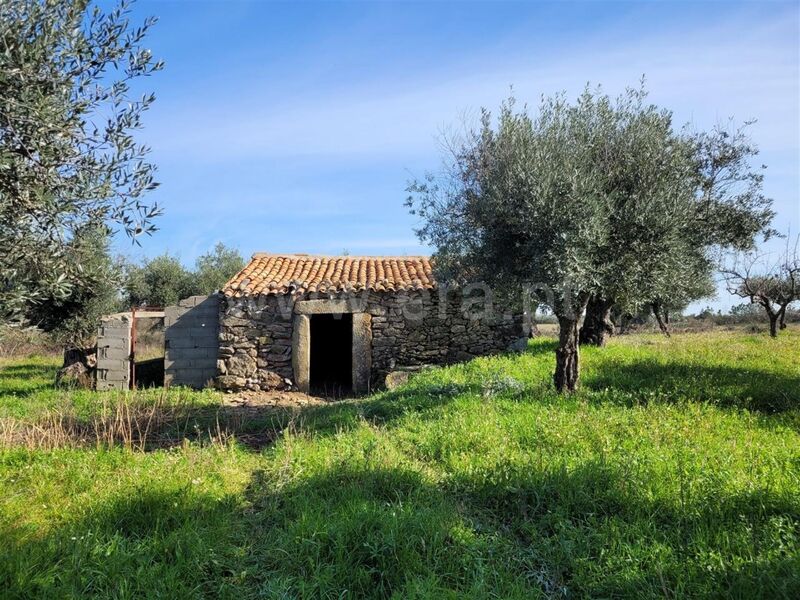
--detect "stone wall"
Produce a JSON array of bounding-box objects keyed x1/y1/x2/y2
[
  {"x1": 217, "y1": 294, "x2": 295, "y2": 390},
  {"x1": 367, "y1": 289, "x2": 523, "y2": 382},
  {"x1": 96, "y1": 314, "x2": 132, "y2": 390},
  {"x1": 164, "y1": 295, "x2": 219, "y2": 388},
  {"x1": 217, "y1": 288, "x2": 524, "y2": 392}
]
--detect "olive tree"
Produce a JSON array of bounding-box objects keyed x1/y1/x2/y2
[
  {"x1": 25, "y1": 227, "x2": 121, "y2": 345},
  {"x1": 123, "y1": 243, "x2": 244, "y2": 307},
  {"x1": 123, "y1": 254, "x2": 196, "y2": 308},
  {"x1": 408, "y1": 85, "x2": 704, "y2": 392},
  {"x1": 194, "y1": 243, "x2": 245, "y2": 294},
  {"x1": 25, "y1": 226, "x2": 124, "y2": 378},
  {"x1": 721, "y1": 241, "x2": 799, "y2": 337},
  {"x1": 0, "y1": 0, "x2": 163, "y2": 320},
  {"x1": 649, "y1": 266, "x2": 716, "y2": 337},
  {"x1": 579, "y1": 123, "x2": 775, "y2": 345}
]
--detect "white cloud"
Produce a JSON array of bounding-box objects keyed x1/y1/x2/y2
[
  {"x1": 148, "y1": 9, "x2": 798, "y2": 164},
  {"x1": 120, "y1": 5, "x2": 798, "y2": 311}
]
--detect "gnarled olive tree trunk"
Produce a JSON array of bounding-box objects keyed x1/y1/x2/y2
[
  {"x1": 755, "y1": 302, "x2": 781, "y2": 338},
  {"x1": 554, "y1": 294, "x2": 590, "y2": 393},
  {"x1": 579, "y1": 295, "x2": 614, "y2": 346},
  {"x1": 768, "y1": 310, "x2": 779, "y2": 337},
  {"x1": 554, "y1": 315, "x2": 581, "y2": 392},
  {"x1": 651, "y1": 300, "x2": 671, "y2": 338},
  {"x1": 56, "y1": 346, "x2": 97, "y2": 388}
]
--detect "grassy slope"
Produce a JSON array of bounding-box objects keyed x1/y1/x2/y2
[{"x1": 0, "y1": 330, "x2": 799, "y2": 599}]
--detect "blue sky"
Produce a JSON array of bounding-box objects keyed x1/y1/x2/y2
[{"x1": 121, "y1": 0, "x2": 799, "y2": 310}]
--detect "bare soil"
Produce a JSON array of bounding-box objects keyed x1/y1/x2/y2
[{"x1": 220, "y1": 389, "x2": 332, "y2": 412}]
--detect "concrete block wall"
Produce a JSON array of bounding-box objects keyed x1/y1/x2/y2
[
  {"x1": 96, "y1": 315, "x2": 132, "y2": 390},
  {"x1": 164, "y1": 295, "x2": 220, "y2": 388}
]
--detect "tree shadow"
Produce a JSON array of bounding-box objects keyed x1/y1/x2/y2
[
  {"x1": 584, "y1": 359, "x2": 800, "y2": 413},
  {"x1": 4, "y1": 459, "x2": 796, "y2": 598},
  {"x1": 446, "y1": 458, "x2": 800, "y2": 598},
  {"x1": 4, "y1": 334, "x2": 797, "y2": 452},
  {"x1": 0, "y1": 485, "x2": 246, "y2": 598},
  {"x1": 0, "y1": 363, "x2": 58, "y2": 398}
]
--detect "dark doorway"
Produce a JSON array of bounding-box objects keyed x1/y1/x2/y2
[{"x1": 310, "y1": 313, "x2": 353, "y2": 396}]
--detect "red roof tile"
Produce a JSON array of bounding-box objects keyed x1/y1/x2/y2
[{"x1": 222, "y1": 253, "x2": 436, "y2": 297}]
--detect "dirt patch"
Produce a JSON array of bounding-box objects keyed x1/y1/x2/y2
[{"x1": 220, "y1": 389, "x2": 331, "y2": 412}]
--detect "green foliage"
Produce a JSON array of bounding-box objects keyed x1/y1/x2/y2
[
  {"x1": 0, "y1": 0, "x2": 163, "y2": 319},
  {"x1": 123, "y1": 254, "x2": 197, "y2": 308},
  {"x1": 408, "y1": 83, "x2": 775, "y2": 387},
  {"x1": 24, "y1": 227, "x2": 122, "y2": 348},
  {"x1": 1, "y1": 329, "x2": 799, "y2": 597},
  {"x1": 194, "y1": 243, "x2": 246, "y2": 295},
  {"x1": 123, "y1": 243, "x2": 244, "y2": 307},
  {"x1": 409, "y1": 85, "x2": 694, "y2": 316},
  {"x1": 692, "y1": 122, "x2": 777, "y2": 249},
  {"x1": 408, "y1": 84, "x2": 773, "y2": 319}
]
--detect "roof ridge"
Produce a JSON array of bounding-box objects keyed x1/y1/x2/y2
[{"x1": 251, "y1": 252, "x2": 430, "y2": 259}]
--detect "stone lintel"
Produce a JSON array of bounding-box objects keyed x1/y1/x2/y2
[{"x1": 294, "y1": 299, "x2": 362, "y2": 315}]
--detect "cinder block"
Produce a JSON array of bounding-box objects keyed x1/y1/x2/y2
[
  {"x1": 195, "y1": 297, "x2": 219, "y2": 311},
  {"x1": 178, "y1": 295, "x2": 214, "y2": 308},
  {"x1": 164, "y1": 312, "x2": 181, "y2": 323},
  {"x1": 100, "y1": 373, "x2": 129, "y2": 383},
  {"x1": 167, "y1": 347, "x2": 216, "y2": 360},
  {"x1": 98, "y1": 347, "x2": 129, "y2": 360},
  {"x1": 186, "y1": 321, "x2": 217, "y2": 330},
  {"x1": 101, "y1": 317, "x2": 130, "y2": 328},
  {"x1": 182, "y1": 337, "x2": 218, "y2": 348},
  {"x1": 98, "y1": 337, "x2": 129, "y2": 350},
  {"x1": 96, "y1": 358, "x2": 128, "y2": 371},
  {"x1": 99, "y1": 327, "x2": 130, "y2": 338},
  {"x1": 165, "y1": 337, "x2": 203, "y2": 349},
  {"x1": 166, "y1": 358, "x2": 212, "y2": 370},
  {"x1": 180, "y1": 304, "x2": 218, "y2": 315},
  {"x1": 168, "y1": 367, "x2": 214, "y2": 388},
  {"x1": 166, "y1": 320, "x2": 215, "y2": 333},
  {"x1": 97, "y1": 367, "x2": 129, "y2": 381},
  {"x1": 189, "y1": 304, "x2": 219, "y2": 315},
  {"x1": 96, "y1": 380, "x2": 127, "y2": 391}
]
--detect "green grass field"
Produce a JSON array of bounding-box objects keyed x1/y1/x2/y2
[{"x1": 1, "y1": 329, "x2": 798, "y2": 598}]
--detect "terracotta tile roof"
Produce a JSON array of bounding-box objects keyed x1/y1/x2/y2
[{"x1": 222, "y1": 253, "x2": 436, "y2": 297}]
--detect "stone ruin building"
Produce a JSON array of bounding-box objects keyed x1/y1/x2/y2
[{"x1": 97, "y1": 253, "x2": 527, "y2": 394}]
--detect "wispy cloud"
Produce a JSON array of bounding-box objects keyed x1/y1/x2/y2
[
  {"x1": 149, "y1": 9, "x2": 797, "y2": 163},
  {"x1": 124, "y1": 1, "x2": 797, "y2": 297}
]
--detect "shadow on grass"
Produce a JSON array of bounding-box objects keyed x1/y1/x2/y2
[
  {"x1": 0, "y1": 485, "x2": 246, "y2": 599},
  {"x1": 3, "y1": 460, "x2": 797, "y2": 598},
  {"x1": 3, "y1": 334, "x2": 797, "y2": 452},
  {"x1": 1, "y1": 389, "x2": 460, "y2": 452},
  {"x1": 0, "y1": 363, "x2": 59, "y2": 398},
  {"x1": 314, "y1": 339, "x2": 560, "y2": 431},
  {"x1": 446, "y1": 458, "x2": 800, "y2": 598},
  {"x1": 584, "y1": 359, "x2": 800, "y2": 413}
]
